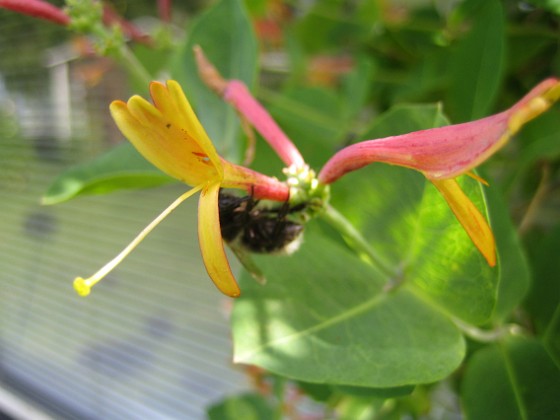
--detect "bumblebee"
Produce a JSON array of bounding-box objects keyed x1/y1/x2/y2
[{"x1": 218, "y1": 190, "x2": 305, "y2": 254}]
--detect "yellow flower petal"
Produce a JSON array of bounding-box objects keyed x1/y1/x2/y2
[
  {"x1": 149, "y1": 81, "x2": 223, "y2": 177},
  {"x1": 432, "y1": 178, "x2": 496, "y2": 267},
  {"x1": 198, "y1": 182, "x2": 241, "y2": 297},
  {"x1": 508, "y1": 79, "x2": 560, "y2": 133},
  {"x1": 110, "y1": 98, "x2": 221, "y2": 186}
]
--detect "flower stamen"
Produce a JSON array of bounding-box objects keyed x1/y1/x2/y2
[{"x1": 73, "y1": 184, "x2": 205, "y2": 296}]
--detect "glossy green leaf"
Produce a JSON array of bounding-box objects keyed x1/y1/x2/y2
[
  {"x1": 169, "y1": 0, "x2": 258, "y2": 164},
  {"x1": 481, "y1": 178, "x2": 530, "y2": 321},
  {"x1": 406, "y1": 175, "x2": 497, "y2": 324},
  {"x1": 462, "y1": 338, "x2": 560, "y2": 420},
  {"x1": 42, "y1": 143, "x2": 174, "y2": 205},
  {"x1": 207, "y1": 393, "x2": 274, "y2": 420},
  {"x1": 447, "y1": 0, "x2": 505, "y2": 122},
  {"x1": 232, "y1": 223, "x2": 465, "y2": 387},
  {"x1": 344, "y1": 104, "x2": 499, "y2": 324}
]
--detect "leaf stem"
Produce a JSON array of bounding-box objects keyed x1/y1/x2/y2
[
  {"x1": 452, "y1": 318, "x2": 525, "y2": 343},
  {"x1": 320, "y1": 204, "x2": 397, "y2": 279},
  {"x1": 114, "y1": 43, "x2": 153, "y2": 87}
]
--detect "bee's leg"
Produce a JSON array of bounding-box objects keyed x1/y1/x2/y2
[{"x1": 228, "y1": 242, "x2": 267, "y2": 285}]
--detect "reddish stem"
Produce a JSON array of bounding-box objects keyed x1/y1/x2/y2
[
  {"x1": 102, "y1": 2, "x2": 153, "y2": 46},
  {"x1": 158, "y1": 0, "x2": 171, "y2": 23}
]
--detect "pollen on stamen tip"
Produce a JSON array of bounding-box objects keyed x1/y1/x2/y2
[{"x1": 73, "y1": 277, "x2": 92, "y2": 297}]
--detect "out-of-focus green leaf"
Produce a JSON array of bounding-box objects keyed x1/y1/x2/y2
[
  {"x1": 361, "y1": 103, "x2": 449, "y2": 140},
  {"x1": 169, "y1": 0, "x2": 258, "y2": 163},
  {"x1": 335, "y1": 384, "x2": 415, "y2": 399},
  {"x1": 293, "y1": 0, "x2": 380, "y2": 53},
  {"x1": 252, "y1": 86, "x2": 344, "y2": 176},
  {"x1": 447, "y1": 0, "x2": 505, "y2": 122},
  {"x1": 296, "y1": 381, "x2": 334, "y2": 402},
  {"x1": 524, "y1": 224, "x2": 560, "y2": 366},
  {"x1": 462, "y1": 338, "x2": 560, "y2": 420},
  {"x1": 42, "y1": 143, "x2": 174, "y2": 205},
  {"x1": 207, "y1": 393, "x2": 274, "y2": 420},
  {"x1": 509, "y1": 109, "x2": 560, "y2": 186},
  {"x1": 526, "y1": 0, "x2": 560, "y2": 14},
  {"x1": 340, "y1": 55, "x2": 376, "y2": 123}
]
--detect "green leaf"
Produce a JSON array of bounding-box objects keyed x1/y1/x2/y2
[
  {"x1": 232, "y1": 223, "x2": 465, "y2": 387},
  {"x1": 42, "y1": 143, "x2": 174, "y2": 205},
  {"x1": 526, "y1": 0, "x2": 560, "y2": 14},
  {"x1": 334, "y1": 384, "x2": 415, "y2": 399},
  {"x1": 350, "y1": 104, "x2": 499, "y2": 324},
  {"x1": 266, "y1": 86, "x2": 345, "y2": 170},
  {"x1": 447, "y1": 0, "x2": 505, "y2": 122},
  {"x1": 481, "y1": 180, "x2": 530, "y2": 321},
  {"x1": 524, "y1": 225, "x2": 560, "y2": 366},
  {"x1": 207, "y1": 393, "x2": 274, "y2": 420},
  {"x1": 293, "y1": 0, "x2": 380, "y2": 53},
  {"x1": 231, "y1": 103, "x2": 503, "y2": 386},
  {"x1": 169, "y1": 0, "x2": 258, "y2": 164},
  {"x1": 462, "y1": 338, "x2": 560, "y2": 420},
  {"x1": 405, "y1": 175, "x2": 497, "y2": 324}
]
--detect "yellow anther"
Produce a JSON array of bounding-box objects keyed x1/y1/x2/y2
[{"x1": 73, "y1": 277, "x2": 93, "y2": 297}]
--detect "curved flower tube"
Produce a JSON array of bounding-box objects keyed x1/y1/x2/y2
[
  {"x1": 75, "y1": 80, "x2": 289, "y2": 298},
  {"x1": 0, "y1": 0, "x2": 70, "y2": 26},
  {"x1": 319, "y1": 78, "x2": 560, "y2": 266},
  {"x1": 194, "y1": 46, "x2": 305, "y2": 168}
]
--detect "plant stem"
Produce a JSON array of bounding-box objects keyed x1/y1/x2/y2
[
  {"x1": 320, "y1": 204, "x2": 397, "y2": 279},
  {"x1": 114, "y1": 43, "x2": 153, "y2": 87},
  {"x1": 452, "y1": 318, "x2": 525, "y2": 343}
]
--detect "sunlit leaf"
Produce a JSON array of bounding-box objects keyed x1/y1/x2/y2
[{"x1": 232, "y1": 223, "x2": 465, "y2": 387}]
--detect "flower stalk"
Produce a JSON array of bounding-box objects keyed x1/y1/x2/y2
[{"x1": 194, "y1": 46, "x2": 305, "y2": 168}]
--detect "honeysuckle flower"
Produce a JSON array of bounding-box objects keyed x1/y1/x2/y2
[
  {"x1": 319, "y1": 78, "x2": 560, "y2": 266},
  {"x1": 0, "y1": 0, "x2": 70, "y2": 25},
  {"x1": 74, "y1": 80, "x2": 290, "y2": 298}
]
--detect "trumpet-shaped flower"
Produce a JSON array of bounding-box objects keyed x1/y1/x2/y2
[
  {"x1": 319, "y1": 78, "x2": 560, "y2": 266},
  {"x1": 74, "y1": 80, "x2": 289, "y2": 298},
  {"x1": 0, "y1": 0, "x2": 70, "y2": 26}
]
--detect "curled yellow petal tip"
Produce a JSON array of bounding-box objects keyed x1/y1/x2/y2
[{"x1": 74, "y1": 277, "x2": 92, "y2": 297}]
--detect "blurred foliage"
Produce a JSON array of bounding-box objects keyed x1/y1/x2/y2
[{"x1": 3, "y1": 0, "x2": 558, "y2": 418}]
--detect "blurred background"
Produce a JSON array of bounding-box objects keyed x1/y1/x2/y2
[{"x1": 0, "y1": 1, "x2": 249, "y2": 418}]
